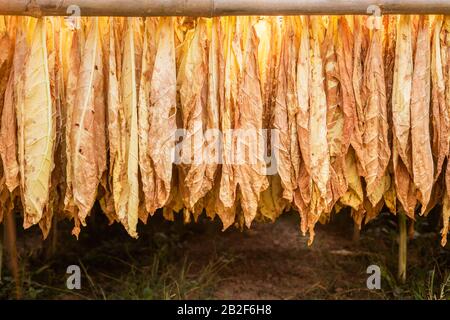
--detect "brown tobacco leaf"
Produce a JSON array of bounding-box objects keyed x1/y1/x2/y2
[
  {"x1": 392, "y1": 16, "x2": 416, "y2": 216},
  {"x1": 324, "y1": 17, "x2": 343, "y2": 159},
  {"x1": 256, "y1": 18, "x2": 287, "y2": 225},
  {"x1": 235, "y1": 18, "x2": 269, "y2": 228},
  {"x1": 384, "y1": 15, "x2": 397, "y2": 122},
  {"x1": 392, "y1": 16, "x2": 413, "y2": 173},
  {"x1": 0, "y1": 31, "x2": 18, "y2": 193},
  {"x1": 178, "y1": 18, "x2": 210, "y2": 211},
  {"x1": 364, "y1": 194, "x2": 385, "y2": 224},
  {"x1": 294, "y1": 16, "x2": 332, "y2": 244},
  {"x1": 216, "y1": 17, "x2": 238, "y2": 226},
  {"x1": 138, "y1": 17, "x2": 159, "y2": 221},
  {"x1": 444, "y1": 16, "x2": 450, "y2": 235},
  {"x1": 202, "y1": 18, "x2": 225, "y2": 219},
  {"x1": 273, "y1": 17, "x2": 300, "y2": 203},
  {"x1": 147, "y1": 17, "x2": 177, "y2": 213},
  {"x1": 90, "y1": 17, "x2": 121, "y2": 230},
  {"x1": 411, "y1": 16, "x2": 433, "y2": 213},
  {"x1": 340, "y1": 148, "x2": 364, "y2": 212},
  {"x1": 362, "y1": 27, "x2": 390, "y2": 206},
  {"x1": 383, "y1": 16, "x2": 397, "y2": 216},
  {"x1": 64, "y1": 26, "x2": 81, "y2": 231},
  {"x1": 444, "y1": 17, "x2": 450, "y2": 139},
  {"x1": 254, "y1": 17, "x2": 279, "y2": 131},
  {"x1": 0, "y1": 73, "x2": 18, "y2": 192},
  {"x1": 95, "y1": 18, "x2": 113, "y2": 224},
  {"x1": 106, "y1": 17, "x2": 121, "y2": 229},
  {"x1": 203, "y1": 18, "x2": 221, "y2": 210},
  {"x1": 336, "y1": 16, "x2": 356, "y2": 157},
  {"x1": 323, "y1": 17, "x2": 347, "y2": 209},
  {"x1": 285, "y1": 17, "x2": 302, "y2": 205},
  {"x1": 1, "y1": 14, "x2": 449, "y2": 243},
  {"x1": 351, "y1": 16, "x2": 368, "y2": 176},
  {"x1": 0, "y1": 19, "x2": 21, "y2": 195},
  {"x1": 0, "y1": 27, "x2": 12, "y2": 92},
  {"x1": 294, "y1": 16, "x2": 312, "y2": 234},
  {"x1": 112, "y1": 18, "x2": 141, "y2": 237},
  {"x1": 40, "y1": 18, "x2": 68, "y2": 239},
  {"x1": 296, "y1": 17, "x2": 311, "y2": 175},
  {"x1": 309, "y1": 16, "x2": 331, "y2": 216},
  {"x1": 430, "y1": 16, "x2": 449, "y2": 181},
  {"x1": 70, "y1": 18, "x2": 106, "y2": 225},
  {"x1": 0, "y1": 29, "x2": 12, "y2": 121},
  {"x1": 175, "y1": 17, "x2": 222, "y2": 222},
  {"x1": 336, "y1": 17, "x2": 366, "y2": 223},
  {"x1": 394, "y1": 155, "x2": 417, "y2": 216}
]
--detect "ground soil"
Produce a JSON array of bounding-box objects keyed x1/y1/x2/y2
[{"x1": 1, "y1": 208, "x2": 449, "y2": 299}]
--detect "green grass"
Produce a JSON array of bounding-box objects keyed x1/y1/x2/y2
[
  {"x1": 1, "y1": 252, "x2": 231, "y2": 300},
  {"x1": 0, "y1": 218, "x2": 232, "y2": 300},
  {"x1": 0, "y1": 211, "x2": 448, "y2": 300},
  {"x1": 410, "y1": 268, "x2": 450, "y2": 300},
  {"x1": 101, "y1": 254, "x2": 230, "y2": 300}
]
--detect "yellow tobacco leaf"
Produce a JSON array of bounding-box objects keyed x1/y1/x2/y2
[{"x1": 18, "y1": 18, "x2": 56, "y2": 228}]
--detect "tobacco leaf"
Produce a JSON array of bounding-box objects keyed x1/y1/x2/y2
[
  {"x1": 18, "y1": 18, "x2": 56, "y2": 228},
  {"x1": 411, "y1": 16, "x2": 433, "y2": 213}
]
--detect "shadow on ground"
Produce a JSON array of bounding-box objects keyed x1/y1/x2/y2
[{"x1": 0, "y1": 207, "x2": 449, "y2": 300}]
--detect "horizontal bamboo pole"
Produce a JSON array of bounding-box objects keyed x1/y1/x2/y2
[{"x1": 0, "y1": 0, "x2": 450, "y2": 17}]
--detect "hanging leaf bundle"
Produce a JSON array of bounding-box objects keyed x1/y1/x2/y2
[{"x1": 0, "y1": 15, "x2": 449, "y2": 246}]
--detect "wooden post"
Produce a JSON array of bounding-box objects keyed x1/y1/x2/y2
[
  {"x1": 398, "y1": 211, "x2": 407, "y2": 283},
  {"x1": 4, "y1": 210, "x2": 21, "y2": 299}
]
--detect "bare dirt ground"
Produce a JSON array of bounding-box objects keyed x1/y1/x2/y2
[
  {"x1": 1, "y1": 208, "x2": 449, "y2": 300},
  {"x1": 186, "y1": 217, "x2": 377, "y2": 299}
]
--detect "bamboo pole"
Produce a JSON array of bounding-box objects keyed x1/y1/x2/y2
[
  {"x1": 398, "y1": 211, "x2": 407, "y2": 283},
  {"x1": 0, "y1": 0, "x2": 449, "y2": 17}
]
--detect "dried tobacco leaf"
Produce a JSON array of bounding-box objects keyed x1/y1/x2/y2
[
  {"x1": 113, "y1": 18, "x2": 141, "y2": 237},
  {"x1": 431, "y1": 16, "x2": 449, "y2": 182},
  {"x1": 274, "y1": 17, "x2": 300, "y2": 203},
  {"x1": 411, "y1": 16, "x2": 433, "y2": 213},
  {"x1": 147, "y1": 17, "x2": 177, "y2": 213},
  {"x1": 138, "y1": 17, "x2": 158, "y2": 221},
  {"x1": 18, "y1": 18, "x2": 56, "y2": 228},
  {"x1": 363, "y1": 26, "x2": 390, "y2": 207},
  {"x1": 235, "y1": 18, "x2": 269, "y2": 227},
  {"x1": 309, "y1": 16, "x2": 331, "y2": 221},
  {"x1": 70, "y1": 17, "x2": 106, "y2": 225},
  {"x1": 178, "y1": 18, "x2": 210, "y2": 211}
]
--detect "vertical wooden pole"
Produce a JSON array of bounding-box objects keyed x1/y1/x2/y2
[
  {"x1": 398, "y1": 211, "x2": 407, "y2": 283},
  {"x1": 4, "y1": 210, "x2": 21, "y2": 299}
]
